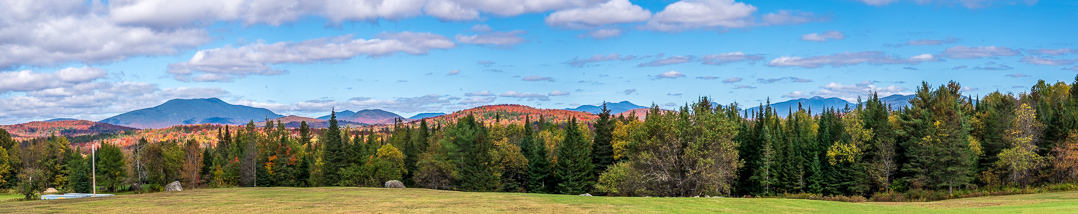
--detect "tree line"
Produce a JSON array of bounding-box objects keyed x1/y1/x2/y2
[{"x1": 1, "y1": 76, "x2": 1077, "y2": 199}]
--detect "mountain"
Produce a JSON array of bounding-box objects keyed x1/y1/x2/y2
[
  {"x1": 340, "y1": 109, "x2": 405, "y2": 124},
  {"x1": 0, "y1": 120, "x2": 136, "y2": 140},
  {"x1": 879, "y1": 94, "x2": 915, "y2": 109},
  {"x1": 614, "y1": 108, "x2": 674, "y2": 121},
  {"x1": 409, "y1": 113, "x2": 445, "y2": 120},
  {"x1": 744, "y1": 96, "x2": 853, "y2": 116},
  {"x1": 317, "y1": 110, "x2": 356, "y2": 120},
  {"x1": 100, "y1": 98, "x2": 283, "y2": 129},
  {"x1": 566, "y1": 101, "x2": 646, "y2": 114}
]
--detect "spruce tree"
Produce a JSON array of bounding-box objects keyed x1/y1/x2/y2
[
  {"x1": 322, "y1": 110, "x2": 345, "y2": 186},
  {"x1": 556, "y1": 118, "x2": 594, "y2": 194},
  {"x1": 524, "y1": 117, "x2": 554, "y2": 193},
  {"x1": 592, "y1": 103, "x2": 615, "y2": 179}
]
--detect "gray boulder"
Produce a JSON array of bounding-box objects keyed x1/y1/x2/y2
[
  {"x1": 165, "y1": 181, "x2": 183, "y2": 192},
  {"x1": 384, "y1": 180, "x2": 405, "y2": 188},
  {"x1": 579, "y1": 193, "x2": 592, "y2": 196}
]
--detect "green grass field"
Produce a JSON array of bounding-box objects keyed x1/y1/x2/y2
[{"x1": 0, "y1": 187, "x2": 1075, "y2": 213}]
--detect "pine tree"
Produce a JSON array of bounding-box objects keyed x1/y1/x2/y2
[
  {"x1": 556, "y1": 118, "x2": 594, "y2": 194},
  {"x1": 322, "y1": 110, "x2": 345, "y2": 186},
  {"x1": 592, "y1": 103, "x2": 615, "y2": 180},
  {"x1": 447, "y1": 115, "x2": 500, "y2": 191},
  {"x1": 524, "y1": 116, "x2": 554, "y2": 193}
]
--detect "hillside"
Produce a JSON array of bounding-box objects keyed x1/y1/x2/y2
[
  {"x1": 317, "y1": 110, "x2": 356, "y2": 120},
  {"x1": 339, "y1": 109, "x2": 404, "y2": 124},
  {"x1": 566, "y1": 101, "x2": 645, "y2": 114},
  {"x1": 99, "y1": 98, "x2": 283, "y2": 129},
  {"x1": 0, "y1": 120, "x2": 136, "y2": 140},
  {"x1": 880, "y1": 94, "x2": 914, "y2": 109},
  {"x1": 409, "y1": 113, "x2": 445, "y2": 120},
  {"x1": 425, "y1": 104, "x2": 598, "y2": 125}
]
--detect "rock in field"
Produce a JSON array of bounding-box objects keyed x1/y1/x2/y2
[
  {"x1": 165, "y1": 181, "x2": 183, "y2": 192},
  {"x1": 44, "y1": 188, "x2": 59, "y2": 194},
  {"x1": 384, "y1": 180, "x2": 405, "y2": 188},
  {"x1": 579, "y1": 193, "x2": 592, "y2": 196}
]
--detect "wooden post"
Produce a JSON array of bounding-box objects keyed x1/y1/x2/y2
[{"x1": 92, "y1": 143, "x2": 96, "y2": 197}]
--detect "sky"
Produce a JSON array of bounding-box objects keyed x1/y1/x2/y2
[{"x1": 1, "y1": 0, "x2": 1077, "y2": 125}]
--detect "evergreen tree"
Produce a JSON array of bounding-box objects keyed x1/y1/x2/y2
[
  {"x1": 524, "y1": 116, "x2": 554, "y2": 193},
  {"x1": 446, "y1": 115, "x2": 500, "y2": 191},
  {"x1": 68, "y1": 147, "x2": 90, "y2": 193},
  {"x1": 556, "y1": 118, "x2": 594, "y2": 194},
  {"x1": 322, "y1": 110, "x2": 345, "y2": 186},
  {"x1": 592, "y1": 102, "x2": 615, "y2": 180}
]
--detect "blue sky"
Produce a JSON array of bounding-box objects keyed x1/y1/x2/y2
[{"x1": 1, "y1": 0, "x2": 1076, "y2": 124}]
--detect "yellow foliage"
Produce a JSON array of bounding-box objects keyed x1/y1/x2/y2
[{"x1": 611, "y1": 120, "x2": 641, "y2": 161}]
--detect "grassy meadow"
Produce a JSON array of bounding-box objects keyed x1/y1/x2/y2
[{"x1": 0, "y1": 188, "x2": 1075, "y2": 213}]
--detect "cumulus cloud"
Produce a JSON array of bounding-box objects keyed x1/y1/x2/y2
[
  {"x1": 768, "y1": 51, "x2": 937, "y2": 68},
  {"x1": 470, "y1": 24, "x2": 492, "y2": 32},
  {"x1": 700, "y1": 52, "x2": 765, "y2": 65},
  {"x1": 565, "y1": 53, "x2": 637, "y2": 67},
  {"x1": 940, "y1": 46, "x2": 1019, "y2": 59},
  {"x1": 0, "y1": 67, "x2": 108, "y2": 93},
  {"x1": 639, "y1": 56, "x2": 693, "y2": 67},
  {"x1": 168, "y1": 32, "x2": 455, "y2": 82},
  {"x1": 723, "y1": 77, "x2": 743, "y2": 83},
  {"x1": 760, "y1": 10, "x2": 824, "y2": 26},
  {"x1": 455, "y1": 30, "x2": 528, "y2": 49},
  {"x1": 238, "y1": 94, "x2": 459, "y2": 116},
  {"x1": 757, "y1": 77, "x2": 812, "y2": 84},
  {"x1": 548, "y1": 90, "x2": 570, "y2": 96},
  {"x1": 1029, "y1": 48, "x2": 1077, "y2": 56},
  {"x1": 522, "y1": 76, "x2": 555, "y2": 82},
  {"x1": 580, "y1": 28, "x2": 624, "y2": 39},
  {"x1": 655, "y1": 71, "x2": 686, "y2": 79},
  {"x1": 448, "y1": 69, "x2": 462, "y2": 75},
  {"x1": 1020, "y1": 56, "x2": 1077, "y2": 66},
  {"x1": 801, "y1": 31, "x2": 844, "y2": 42},
  {"x1": 500, "y1": 91, "x2": 551, "y2": 101},
  {"x1": 466, "y1": 90, "x2": 496, "y2": 97},
  {"x1": 0, "y1": 68, "x2": 231, "y2": 124},
  {"x1": 643, "y1": 0, "x2": 756, "y2": 31},
  {"x1": 545, "y1": 0, "x2": 651, "y2": 29},
  {"x1": 0, "y1": 2, "x2": 211, "y2": 69}
]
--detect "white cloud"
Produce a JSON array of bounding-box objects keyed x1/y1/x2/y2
[
  {"x1": 0, "y1": 3, "x2": 211, "y2": 69},
  {"x1": 455, "y1": 30, "x2": 528, "y2": 49},
  {"x1": 643, "y1": 0, "x2": 757, "y2": 32},
  {"x1": 624, "y1": 89, "x2": 637, "y2": 95},
  {"x1": 0, "y1": 67, "x2": 108, "y2": 93},
  {"x1": 580, "y1": 28, "x2": 624, "y2": 39},
  {"x1": 723, "y1": 77, "x2": 743, "y2": 83},
  {"x1": 168, "y1": 32, "x2": 455, "y2": 82},
  {"x1": 701, "y1": 52, "x2": 765, "y2": 65},
  {"x1": 448, "y1": 69, "x2": 462, "y2": 75},
  {"x1": 760, "y1": 10, "x2": 823, "y2": 26},
  {"x1": 655, "y1": 71, "x2": 686, "y2": 79},
  {"x1": 522, "y1": 76, "x2": 555, "y2": 82},
  {"x1": 639, "y1": 56, "x2": 693, "y2": 67},
  {"x1": 500, "y1": 91, "x2": 551, "y2": 101},
  {"x1": 1020, "y1": 56, "x2": 1076, "y2": 66},
  {"x1": 940, "y1": 46, "x2": 1019, "y2": 59},
  {"x1": 545, "y1": 0, "x2": 651, "y2": 29},
  {"x1": 470, "y1": 24, "x2": 492, "y2": 32},
  {"x1": 768, "y1": 51, "x2": 938, "y2": 68},
  {"x1": 1029, "y1": 48, "x2": 1077, "y2": 56},
  {"x1": 1005, "y1": 73, "x2": 1029, "y2": 78},
  {"x1": 565, "y1": 53, "x2": 638, "y2": 67},
  {"x1": 801, "y1": 31, "x2": 844, "y2": 42},
  {"x1": 782, "y1": 91, "x2": 808, "y2": 99},
  {"x1": 548, "y1": 90, "x2": 570, "y2": 96},
  {"x1": 465, "y1": 90, "x2": 495, "y2": 96}
]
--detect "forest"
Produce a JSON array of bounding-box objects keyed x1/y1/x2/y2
[{"x1": 1, "y1": 76, "x2": 1077, "y2": 201}]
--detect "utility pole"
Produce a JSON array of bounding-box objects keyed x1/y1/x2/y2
[{"x1": 92, "y1": 143, "x2": 96, "y2": 197}]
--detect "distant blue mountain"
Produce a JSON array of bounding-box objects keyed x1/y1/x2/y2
[
  {"x1": 409, "y1": 113, "x2": 445, "y2": 120},
  {"x1": 100, "y1": 98, "x2": 283, "y2": 129},
  {"x1": 317, "y1": 110, "x2": 356, "y2": 120},
  {"x1": 45, "y1": 118, "x2": 79, "y2": 122},
  {"x1": 744, "y1": 96, "x2": 853, "y2": 116},
  {"x1": 567, "y1": 101, "x2": 646, "y2": 114},
  {"x1": 879, "y1": 94, "x2": 914, "y2": 109}
]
